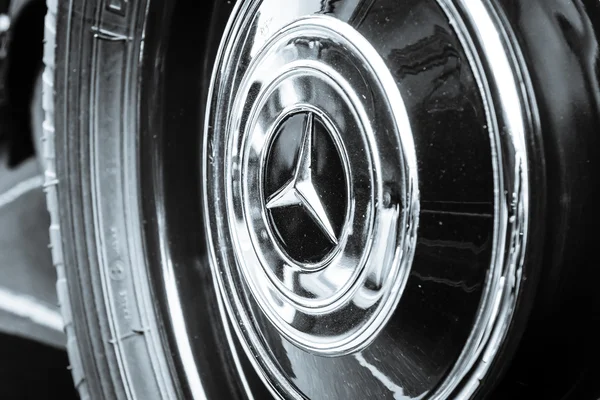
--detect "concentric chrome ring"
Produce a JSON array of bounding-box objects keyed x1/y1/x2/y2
[
  {"x1": 203, "y1": 0, "x2": 533, "y2": 398},
  {"x1": 226, "y1": 15, "x2": 419, "y2": 355}
]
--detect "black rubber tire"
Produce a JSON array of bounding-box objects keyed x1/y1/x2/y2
[{"x1": 43, "y1": 0, "x2": 178, "y2": 398}]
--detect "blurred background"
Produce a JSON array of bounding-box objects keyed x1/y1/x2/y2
[
  {"x1": 0, "y1": 0, "x2": 77, "y2": 397},
  {"x1": 0, "y1": 150, "x2": 77, "y2": 398}
]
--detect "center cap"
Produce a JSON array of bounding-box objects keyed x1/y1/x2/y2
[
  {"x1": 218, "y1": 16, "x2": 419, "y2": 355},
  {"x1": 264, "y1": 112, "x2": 347, "y2": 265}
]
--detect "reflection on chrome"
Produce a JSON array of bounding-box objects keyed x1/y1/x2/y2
[{"x1": 354, "y1": 353, "x2": 427, "y2": 400}]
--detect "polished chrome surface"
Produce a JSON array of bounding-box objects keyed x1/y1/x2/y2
[
  {"x1": 225, "y1": 14, "x2": 419, "y2": 355},
  {"x1": 203, "y1": 0, "x2": 533, "y2": 398}
]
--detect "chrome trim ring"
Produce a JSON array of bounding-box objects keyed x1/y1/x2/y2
[
  {"x1": 431, "y1": 1, "x2": 532, "y2": 398},
  {"x1": 203, "y1": 0, "x2": 533, "y2": 398}
]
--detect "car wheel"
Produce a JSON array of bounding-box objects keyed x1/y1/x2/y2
[{"x1": 43, "y1": 0, "x2": 599, "y2": 399}]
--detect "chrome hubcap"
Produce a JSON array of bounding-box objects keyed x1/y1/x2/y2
[
  {"x1": 226, "y1": 15, "x2": 418, "y2": 355},
  {"x1": 204, "y1": 0, "x2": 532, "y2": 398}
]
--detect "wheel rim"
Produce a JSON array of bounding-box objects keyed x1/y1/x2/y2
[{"x1": 139, "y1": 0, "x2": 534, "y2": 398}]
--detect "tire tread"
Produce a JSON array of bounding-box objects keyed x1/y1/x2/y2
[{"x1": 42, "y1": 1, "x2": 91, "y2": 399}]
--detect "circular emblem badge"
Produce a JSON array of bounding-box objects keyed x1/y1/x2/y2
[{"x1": 263, "y1": 111, "x2": 347, "y2": 265}]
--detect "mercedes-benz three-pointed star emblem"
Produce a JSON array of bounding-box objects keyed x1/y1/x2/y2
[{"x1": 266, "y1": 113, "x2": 338, "y2": 245}]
